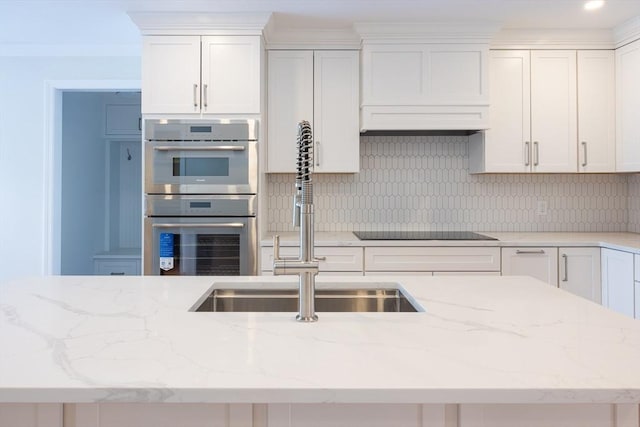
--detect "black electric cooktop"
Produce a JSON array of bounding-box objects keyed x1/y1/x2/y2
[{"x1": 353, "y1": 231, "x2": 498, "y2": 241}]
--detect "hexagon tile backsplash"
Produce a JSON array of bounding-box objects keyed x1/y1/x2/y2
[{"x1": 267, "y1": 135, "x2": 634, "y2": 233}]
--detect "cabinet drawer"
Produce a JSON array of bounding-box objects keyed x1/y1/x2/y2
[
  {"x1": 364, "y1": 247, "x2": 500, "y2": 272},
  {"x1": 94, "y1": 259, "x2": 140, "y2": 276},
  {"x1": 261, "y1": 246, "x2": 363, "y2": 272}
]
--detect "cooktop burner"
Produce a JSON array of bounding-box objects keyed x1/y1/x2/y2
[{"x1": 353, "y1": 231, "x2": 498, "y2": 241}]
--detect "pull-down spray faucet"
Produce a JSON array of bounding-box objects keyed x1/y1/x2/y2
[{"x1": 272, "y1": 120, "x2": 319, "y2": 322}]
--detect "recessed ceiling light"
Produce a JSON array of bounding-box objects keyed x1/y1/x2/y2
[{"x1": 584, "y1": 0, "x2": 605, "y2": 11}]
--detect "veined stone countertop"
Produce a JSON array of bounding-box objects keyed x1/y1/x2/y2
[
  {"x1": 1, "y1": 275, "x2": 640, "y2": 404},
  {"x1": 261, "y1": 231, "x2": 640, "y2": 252}
]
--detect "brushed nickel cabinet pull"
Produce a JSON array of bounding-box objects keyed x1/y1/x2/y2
[
  {"x1": 516, "y1": 249, "x2": 546, "y2": 254},
  {"x1": 316, "y1": 140, "x2": 321, "y2": 167},
  {"x1": 193, "y1": 83, "x2": 198, "y2": 108},
  {"x1": 561, "y1": 253, "x2": 568, "y2": 282},
  {"x1": 525, "y1": 141, "x2": 531, "y2": 166},
  {"x1": 581, "y1": 141, "x2": 588, "y2": 167},
  {"x1": 533, "y1": 141, "x2": 540, "y2": 166},
  {"x1": 203, "y1": 83, "x2": 208, "y2": 108}
]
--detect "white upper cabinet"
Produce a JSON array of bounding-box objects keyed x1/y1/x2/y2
[
  {"x1": 530, "y1": 50, "x2": 577, "y2": 173},
  {"x1": 616, "y1": 38, "x2": 640, "y2": 172},
  {"x1": 142, "y1": 35, "x2": 261, "y2": 115},
  {"x1": 469, "y1": 50, "x2": 531, "y2": 173},
  {"x1": 470, "y1": 49, "x2": 615, "y2": 174},
  {"x1": 577, "y1": 50, "x2": 616, "y2": 173},
  {"x1": 360, "y1": 43, "x2": 489, "y2": 131},
  {"x1": 142, "y1": 36, "x2": 201, "y2": 114},
  {"x1": 267, "y1": 50, "x2": 359, "y2": 173}
]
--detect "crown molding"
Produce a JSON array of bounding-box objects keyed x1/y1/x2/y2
[
  {"x1": 491, "y1": 28, "x2": 615, "y2": 49},
  {"x1": 127, "y1": 11, "x2": 272, "y2": 36},
  {"x1": 354, "y1": 22, "x2": 501, "y2": 43},
  {"x1": 264, "y1": 27, "x2": 360, "y2": 50},
  {"x1": 614, "y1": 16, "x2": 640, "y2": 47},
  {"x1": 0, "y1": 43, "x2": 141, "y2": 57}
]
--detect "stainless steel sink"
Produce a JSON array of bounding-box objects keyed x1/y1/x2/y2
[{"x1": 194, "y1": 288, "x2": 419, "y2": 313}]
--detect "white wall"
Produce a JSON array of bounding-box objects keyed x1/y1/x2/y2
[{"x1": 0, "y1": 56, "x2": 140, "y2": 284}]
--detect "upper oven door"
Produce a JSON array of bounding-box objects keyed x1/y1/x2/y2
[{"x1": 145, "y1": 140, "x2": 257, "y2": 194}]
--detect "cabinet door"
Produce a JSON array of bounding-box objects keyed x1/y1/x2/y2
[
  {"x1": 267, "y1": 50, "x2": 314, "y2": 173},
  {"x1": 104, "y1": 104, "x2": 141, "y2": 136},
  {"x1": 475, "y1": 50, "x2": 531, "y2": 173},
  {"x1": 313, "y1": 50, "x2": 360, "y2": 173},
  {"x1": 142, "y1": 36, "x2": 201, "y2": 114},
  {"x1": 530, "y1": 50, "x2": 577, "y2": 173},
  {"x1": 577, "y1": 51, "x2": 615, "y2": 172},
  {"x1": 558, "y1": 247, "x2": 601, "y2": 303},
  {"x1": 616, "y1": 39, "x2": 640, "y2": 171},
  {"x1": 201, "y1": 36, "x2": 261, "y2": 114},
  {"x1": 601, "y1": 248, "x2": 634, "y2": 317},
  {"x1": 634, "y1": 282, "x2": 640, "y2": 319},
  {"x1": 501, "y1": 247, "x2": 559, "y2": 286}
]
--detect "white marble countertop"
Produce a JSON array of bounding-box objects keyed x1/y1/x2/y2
[
  {"x1": 1, "y1": 274, "x2": 640, "y2": 404},
  {"x1": 261, "y1": 231, "x2": 640, "y2": 253}
]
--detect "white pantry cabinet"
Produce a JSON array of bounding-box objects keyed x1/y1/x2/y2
[
  {"x1": 601, "y1": 248, "x2": 634, "y2": 317},
  {"x1": 470, "y1": 50, "x2": 614, "y2": 173},
  {"x1": 360, "y1": 43, "x2": 489, "y2": 130},
  {"x1": 142, "y1": 35, "x2": 261, "y2": 115},
  {"x1": 616, "y1": 38, "x2": 640, "y2": 171},
  {"x1": 501, "y1": 247, "x2": 559, "y2": 287},
  {"x1": 267, "y1": 50, "x2": 359, "y2": 173}
]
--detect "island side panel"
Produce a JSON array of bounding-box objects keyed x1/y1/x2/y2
[{"x1": 0, "y1": 403, "x2": 62, "y2": 427}]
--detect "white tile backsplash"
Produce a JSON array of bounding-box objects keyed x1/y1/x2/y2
[
  {"x1": 628, "y1": 174, "x2": 640, "y2": 233},
  {"x1": 266, "y1": 135, "x2": 630, "y2": 232}
]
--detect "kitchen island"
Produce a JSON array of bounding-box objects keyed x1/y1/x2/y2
[{"x1": 1, "y1": 274, "x2": 639, "y2": 427}]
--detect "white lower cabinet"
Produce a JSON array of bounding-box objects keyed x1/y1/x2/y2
[
  {"x1": 0, "y1": 404, "x2": 62, "y2": 427},
  {"x1": 601, "y1": 248, "x2": 635, "y2": 317},
  {"x1": 93, "y1": 258, "x2": 141, "y2": 275},
  {"x1": 501, "y1": 247, "x2": 602, "y2": 302},
  {"x1": 261, "y1": 246, "x2": 363, "y2": 275},
  {"x1": 364, "y1": 247, "x2": 501, "y2": 274},
  {"x1": 501, "y1": 247, "x2": 559, "y2": 286},
  {"x1": 558, "y1": 247, "x2": 601, "y2": 303}
]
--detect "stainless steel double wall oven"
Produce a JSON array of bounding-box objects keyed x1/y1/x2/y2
[{"x1": 144, "y1": 119, "x2": 258, "y2": 276}]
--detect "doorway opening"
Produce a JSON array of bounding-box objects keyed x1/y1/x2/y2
[{"x1": 59, "y1": 91, "x2": 142, "y2": 275}]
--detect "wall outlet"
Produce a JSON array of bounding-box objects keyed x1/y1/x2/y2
[{"x1": 536, "y1": 200, "x2": 548, "y2": 216}]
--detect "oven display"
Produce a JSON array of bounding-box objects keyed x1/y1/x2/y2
[{"x1": 172, "y1": 157, "x2": 229, "y2": 177}]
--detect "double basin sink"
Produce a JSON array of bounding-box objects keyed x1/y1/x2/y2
[{"x1": 193, "y1": 286, "x2": 421, "y2": 313}]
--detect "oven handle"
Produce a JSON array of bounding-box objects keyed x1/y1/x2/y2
[
  {"x1": 153, "y1": 146, "x2": 246, "y2": 152},
  {"x1": 152, "y1": 223, "x2": 245, "y2": 229}
]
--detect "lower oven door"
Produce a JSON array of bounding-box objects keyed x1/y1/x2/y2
[{"x1": 144, "y1": 216, "x2": 257, "y2": 276}]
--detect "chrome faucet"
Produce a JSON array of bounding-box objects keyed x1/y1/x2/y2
[{"x1": 273, "y1": 120, "x2": 319, "y2": 322}]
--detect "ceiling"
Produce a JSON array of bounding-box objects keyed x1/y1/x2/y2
[{"x1": 1, "y1": 0, "x2": 640, "y2": 45}]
